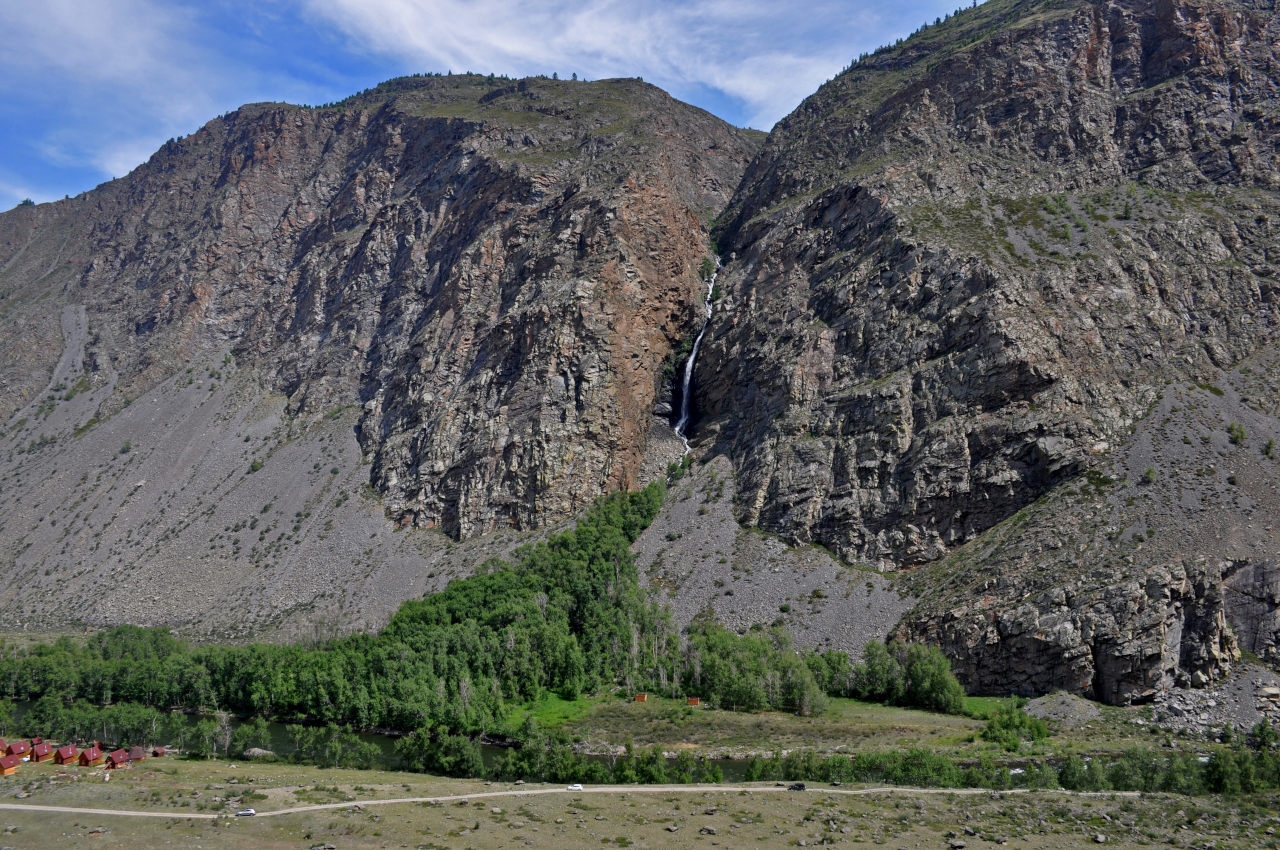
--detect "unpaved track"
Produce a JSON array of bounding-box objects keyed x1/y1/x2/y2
[{"x1": 0, "y1": 783, "x2": 1137, "y2": 821}]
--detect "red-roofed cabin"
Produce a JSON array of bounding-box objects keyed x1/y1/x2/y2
[
  {"x1": 29, "y1": 737, "x2": 42, "y2": 746},
  {"x1": 127, "y1": 746, "x2": 146, "y2": 762},
  {"x1": 78, "y1": 746, "x2": 103, "y2": 767},
  {"x1": 105, "y1": 749, "x2": 131, "y2": 769},
  {"x1": 0, "y1": 754, "x2": 18, "y2": 776},
  {"x1": 54, "y1": 745, "x2": 78, "y2": 765},
  {"x1": 634, "y1": 693, "x2": 648, "y2": 702},
  {"x1": 30, "y1": 742, "x2": 53, "y2": 763},
  {"x1": 151, "y1": 746, "x2": 166, "y2": 758},
  {"x1": 6, "y1": 741, "x2": 29, "y2": 759}
]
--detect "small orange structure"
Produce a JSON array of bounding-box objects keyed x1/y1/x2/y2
[
  {"x1": 30, "y1": 742, "x2": 53, "y2": 763},
  {"x1": 105, "y1": 749, "x2": 131, "y2": 769},
  {"x1": 151, "y1": 746, "x2": 166, "y2": 758},
  {"x1": 686, "y1": 697, "x2": 702, "y2": 706},
  {"x1": 634, "y1": 693, "x2": 648, "y2": 702},
  {"x1": 78, "y1": 745, "x2": 103, "y2": 767},
  {"x1": 127, "y1": 746, "x2": 147, "y2": 763},
  {"x1": 0, "y1": 754, "x2": 19, "y2": 776},
  {"x1": 5, "y1": 741, "x2": 29, "y2": 759},
  {"x1": 54, "y1": 745, "x2": 78, "y2": 765}
]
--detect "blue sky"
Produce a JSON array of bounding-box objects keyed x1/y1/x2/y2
[{"x1": 0, "y1": 0, "x2": 965, "y2": 210}]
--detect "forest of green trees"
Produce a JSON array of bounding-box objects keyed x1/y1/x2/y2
[
  {"x1": 0, "y1": 482, "x2": 963, "y2": 737},
  {"x1": 0, "y1": 480, "x2": 980, "y2": 782}
]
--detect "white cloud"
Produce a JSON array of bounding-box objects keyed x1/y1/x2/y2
[
  {"x1": 0, "y1": 0, "x2": 963, "y2": 195},
  {"x1": 0, "y1": 0, "x2": 323, "y2": 187},
  {"x1": 301, "y1": 0, "x2": 884, "y2": 129}
]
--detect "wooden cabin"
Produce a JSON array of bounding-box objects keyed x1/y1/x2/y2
[
  {"x1": 53, "y1": 745, "x2": 78, "y2": 765},
  {"x1": 78, "y1": 746, "x2": 103, "y2": 767},
  {"x1": 634, "y1": 693, "x2": 648, "y2": 702},
  {"x1": 105, "y1": 749, "x2": 131, "y2": 769},
  {"x1": 30, "y1": 742, "x2": 53, "y2": 763},
  {"x1": 686, "y1": 697, "x2": 702, "y2": 706},
  {"x1": 127, "y1": 746, "x2": 146, "y2": 763},
  {"x1": 151, "y1": 746, "x2": 166, "y2": 758},
  {"x1": 0, "y1": 754, "x2": 19, "y2": 776},
  {"x1": 5, "y1": 741, "x2": 29, "y2": 759}
]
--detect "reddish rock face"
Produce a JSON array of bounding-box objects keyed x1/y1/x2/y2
[{"x1": 0, "y1": 75, "x2": 758, "y2": 540}]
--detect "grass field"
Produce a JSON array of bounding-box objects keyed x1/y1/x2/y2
[
  {"x1": 539, "y1": 694, "x2": 985, "y2": 756},
  {"x1": 0, "y1": 696, "x2": 1273, "y2": 848},
  {"x1": 504, "y1": 692, "x2": 1167, "y2": 762},
  {"x1": 0, "y1": 756, "x2": 1276, "y2": 850}
]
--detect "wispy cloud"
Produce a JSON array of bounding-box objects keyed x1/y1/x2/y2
[
  {"x1": 0, "y1": 1, "x2": 213, "y2": 176},
  {"x1": 301, "y1": 0, "x2": 889, "y2": 128},
  {"x1": 0, "y1": 0, "x2": 962, "y2": 204},
  {"x1": 0, "y1": 0, "x2": 340, "y2": 200}
]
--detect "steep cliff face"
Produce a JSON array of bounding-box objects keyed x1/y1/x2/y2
[
  {"x1": 1, "y1": 76, "x2": 757, "y2": 540},
  {"x1": 690, "y1": 0, "x2": 1280, "y2": 699},
  {"x1": 0, "y1": 75, "x2": 757, "y2": 634}
]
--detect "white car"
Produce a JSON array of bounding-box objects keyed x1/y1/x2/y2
[
  {"x1": 235, "y1": 808, "x2": 256, "y2": 817},
  {"x1": 566, "y1": 783, "x2": 583, "y2": 791}
]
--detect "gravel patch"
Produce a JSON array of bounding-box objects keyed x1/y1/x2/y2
[
  {"x1": 1023, "y1": 692, "x2": 1104, "y2": 729},
  {"x1": 1150, "y1": 662, "x2": 1280, "y2": 737},
  {"x1": 633, "y1": 453, "x2": 916, "y2": 657}
]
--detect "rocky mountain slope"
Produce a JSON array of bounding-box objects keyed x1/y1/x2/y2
[
  {"x1": 688, "y1": 0, "x2": 1280, "y2": 701},
  {"x1": 3, "y1": 0, "x2": 1280, "y2": 706},
  {"x1": 0, "y1": 74, "x2": 758, "y2": 636}
]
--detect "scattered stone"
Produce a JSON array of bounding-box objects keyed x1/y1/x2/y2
[{"x1": 1025, "y1": 692, "x2": 1104, "y2": 728}]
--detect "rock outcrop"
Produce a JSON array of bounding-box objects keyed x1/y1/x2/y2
[
  {"x1": 0, "y1": 75, "x2": 757, "y2": 540},
  {"x1": 702, "y1": 0, "x2": 1280, "y2": 565},
  {"x1": 685, "y1": 0, "x2": 1280, "y2": 700}
]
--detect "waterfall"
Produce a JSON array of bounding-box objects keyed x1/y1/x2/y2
[{"x1": 674, "y1": 263, "x2": 717, "y2": 454}]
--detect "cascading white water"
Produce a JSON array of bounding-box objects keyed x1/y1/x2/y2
[{"x1": 674, "y1": 263, "x2": 717, "y2": 454}]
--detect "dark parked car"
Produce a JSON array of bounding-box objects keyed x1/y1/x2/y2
[{"x1": 787, "y1": 783, "x2": 806, "y2": 791}]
